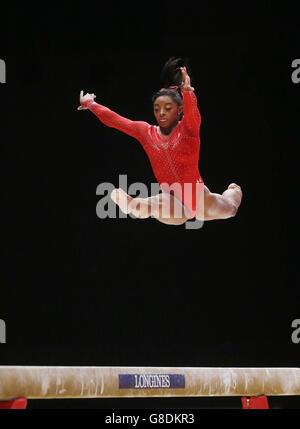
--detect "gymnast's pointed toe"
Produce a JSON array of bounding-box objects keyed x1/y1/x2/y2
[
  {"x1": 110, "y1": 188, "x2": 118, "y2": 203},
  {"x1": 228, "y1": 183, "x2": 241, "y2": 191}
]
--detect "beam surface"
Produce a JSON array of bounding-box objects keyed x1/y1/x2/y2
[{"x1": 0, "y1": 366, "x2": 299, "y2": 400}]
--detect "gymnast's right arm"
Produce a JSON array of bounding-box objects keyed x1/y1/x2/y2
[{"x1": 77, "y1": 90, "x2": 149, "y2": 140}]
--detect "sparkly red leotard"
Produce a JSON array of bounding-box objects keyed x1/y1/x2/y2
[{"x1": 84, "y1": 90, "x2": 204, "y2": 219}]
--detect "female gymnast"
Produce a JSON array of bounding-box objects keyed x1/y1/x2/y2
[{"x1": 78, "y1": 57, "x2": 242, "y2": 226}]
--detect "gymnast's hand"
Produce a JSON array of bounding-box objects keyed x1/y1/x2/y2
[
  {"x1": 77, "y1": 90, "x2": 96, "y2": 110},
  {"x1": 180, "y1": 67, "x2": 194, "y2": 92}
]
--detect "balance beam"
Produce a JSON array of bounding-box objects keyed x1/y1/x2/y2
[{"x1": 0, "y1": 366, "x2": 299, "y2": 400}]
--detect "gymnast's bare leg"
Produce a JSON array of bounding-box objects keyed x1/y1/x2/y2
[
  {"x1": 111, "y1": 188, "x2": 188, "y2": 225},
  {"x1": 196, "y1": 183, "x2": 243, "y2": 221},
  {"x1": 111, "y1": 183, "x2": 242, "y2": 225}
]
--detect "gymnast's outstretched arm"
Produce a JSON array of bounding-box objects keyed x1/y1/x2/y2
[
  {"x1": 179, "y1": 67, "x2": 201, "y2": 136},
  {"x1": 77, "y1": 90, "x2": 149, "y2": 140}
]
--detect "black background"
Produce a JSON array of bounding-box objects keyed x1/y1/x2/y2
[{"x1": 1, "y1": 1, "x2": 299, "y2": 409}]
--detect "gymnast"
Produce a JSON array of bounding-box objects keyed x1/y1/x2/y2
[{"x1": 77, "y1": 57, "x2": 242, "y2": 225}]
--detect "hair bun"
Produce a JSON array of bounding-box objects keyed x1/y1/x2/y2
[{"x1": 160, "y1": 57, "x2": 189, "y2": 88}]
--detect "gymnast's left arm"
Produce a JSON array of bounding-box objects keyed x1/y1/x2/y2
[{"x1": 180, "y1": 67, "x2": 201, "y2": 135}]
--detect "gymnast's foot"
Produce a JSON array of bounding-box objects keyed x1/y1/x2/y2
[
  {"x1": 228, "y1": 183, "x2": 241, "y2": 191},
  {"x1": 111, "y1": 188, "x2": 133, "y2": 214},
  {"x1": 226, "y1": 183, "x2": 243, "y2": 208}
]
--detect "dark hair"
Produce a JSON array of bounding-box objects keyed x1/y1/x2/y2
[{"x1": 152, "y1": 57, "x2": 191, "y2": 107}]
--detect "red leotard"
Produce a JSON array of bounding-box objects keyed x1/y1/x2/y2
[{"x1": 84, "y1": 91, "x2": 204, "y2": 219}]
